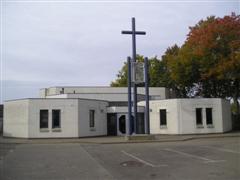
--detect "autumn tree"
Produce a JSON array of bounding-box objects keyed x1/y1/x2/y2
[
  {"x1": 111, "y1": 13, "x2": 240, "y2": 114},
  {"x1": 184, "y1": 13, "x2": 240, "y2": 113}
]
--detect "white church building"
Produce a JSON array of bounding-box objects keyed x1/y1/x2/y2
[{"x1": 3, "y1": 86, "x2": 232, "y2": 138}]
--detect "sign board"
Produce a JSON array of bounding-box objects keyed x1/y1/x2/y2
[{"x1": 131, "y1": 62, "x2": 145, "y2": 84}]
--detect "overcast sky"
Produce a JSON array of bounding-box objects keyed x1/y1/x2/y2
[{"x1": 0, "y1": 0, "x2": 239, "y2": 103}]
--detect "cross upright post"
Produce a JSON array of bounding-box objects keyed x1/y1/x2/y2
[
  {"x1": 127, "y1": 56, "x2": 132, "y2": 136},
  {"x1": 122, "y1": 17, "x2": 146, "y2": 134},
  {"x1": 144, "y1": 57, "x2": 150, "y2": 134}
]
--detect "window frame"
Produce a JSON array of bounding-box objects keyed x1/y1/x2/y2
[
  {"x1": 159, "y1": 109, "x2": 167, "y2": 127},
  {"x1": 196, "y1": 108, "x2": 203, "y2": 127},
  {"x1": 40, "y1": 109, "x2": 49, "y2": 129},
  {"x1": 89, "y1": 110, "x2": 95, "y2": 128},
  {"x1": 206, "y1": 108, "x2": 213, "y2": 126},
  {"x1": 52, "y1": 109, "x2": 61, "y2": 129}
]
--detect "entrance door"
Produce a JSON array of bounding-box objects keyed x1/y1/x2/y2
[
  {"x1": 119, "y1": 115, "x2": 126, "y2": 134},
  {"x1": 136, "y1": 113, "x2": 145, "y2": 134},
  {"x1": 107, "y1": 113, "x2": 117, "y2": 136}
]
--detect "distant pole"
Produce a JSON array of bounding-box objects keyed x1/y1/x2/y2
[
  {"x1": 127, "y1": 57, "x2": 132, "y2": 135},
  {"x1": 121, "y1": 17, "x2": 146, "y2": 134},
  {"x1": 144, "y1": 57, "x2": 150, "y2": 134}
]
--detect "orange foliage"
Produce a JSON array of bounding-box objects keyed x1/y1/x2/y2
[{"x1": 185, "y1": 13, "x2": 240, "y2": 80}]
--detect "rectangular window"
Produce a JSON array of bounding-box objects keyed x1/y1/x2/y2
[
  {"x1": 40, "y1": 110, "x2": 48, "y2": 129},
  {"x1": 52, "y1": 109, "x2": 61, "y2": 129},
  {"x1": 160, "y1": 109, "x2": 167, "y2": 126},
  {"x1": 206, "y1": 108, "x2": 213, "y2": 125},
  {"x1": 196, "y1": 108, "x2": 203, "y2": 125},
  {"x1": 89, "y1": 110, "x2": 95, "y2": 128}
]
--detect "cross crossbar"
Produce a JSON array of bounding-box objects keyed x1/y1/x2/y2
[{"x1": 121, "y1": 30, "x2": 146, "y2": 35}]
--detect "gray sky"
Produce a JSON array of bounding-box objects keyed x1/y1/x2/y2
[{"x1": 0, "y1": 0, "x2": 239, "y2": 103}]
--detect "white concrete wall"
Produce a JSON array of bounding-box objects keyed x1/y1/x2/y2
[
  {"x1": 39, "y1": 88, "x2": 47, "y2": 98},
  {"x1": 43, "y1": 87, "x2": 58, "y2": 97},
  {"x1": 139, "y1": 100, "x2": 179, "y2": 134},
  {"x1": 46, "y1": 94, "x2": 68, "y2": 98},
  {"x1": 139, "y1": 98, "x2": 232, "y2": 135},
  {"x1": 221, "y1": 99, "x2": 232, "y2": 132},
  {"x1": 42, "y1": 87, "x2": 170, "y2": 99},
  {"x1": 28, "y1": 99, "x2": 79, "y2": 138},
  {"x1": 3, "y1": 100, "x2": 29, "y2": 138},
  {"x1": 4, "y1": 98, "x2": 109, "y2": 138},
  {"x1": 46, "y1": 93, "x2": 145, "y2": 102},
  {"x1": 178, "y1": 98, "x2": 227, "y2": 134},
  {"x1": 78, "y1": 99, "x2": 108, "y2": 137}
]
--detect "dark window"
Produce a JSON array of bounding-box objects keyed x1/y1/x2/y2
[
  {"x1": 89, "y1": 110, "x2": 95, "y2": 128},
  {"x1": 196, "y1": 108, "x2": 203, "y2": 125},
  {"x1": 0, "y1": 105, "x2": 3, "y2": 118},
  {"x1": 137, "y1": 113, "x2": 145, "y2": 134},
  {"x1": 160, "y1": 109, "x2": 167, "y2": 126},
  {"x1": 52, "y1": 110, "x2": 61, "y2": 128},
  {"x1": 40, "y1": 110, "x2": 48, "y2": 128},
  {"x1": 206, "y1": 108, "x2": 213, "y2": 125}
]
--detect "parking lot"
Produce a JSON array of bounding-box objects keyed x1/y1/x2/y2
[{"x1": 0, "y1": 137, "x2": 240, "y2": 180}]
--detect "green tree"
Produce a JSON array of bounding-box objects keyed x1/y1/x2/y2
[
  {"x1": 111, "y1": 55, "x2": 172, "y2": 88},
  {"x1": 110, "y1": 61, "x2": 128, "y2": 87},
  {"x1": 161, "y1": 44, "x2": 193, "y2": 97},
  {"x1": 110, "y1": 55, "x2": 144, "y2": 87}
]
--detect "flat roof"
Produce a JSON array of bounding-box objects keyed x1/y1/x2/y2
[
  {"x1": 40, "y1": 86, "x2": 166, "y2": 90},
  {"x1": 4, "y1": 98, "x2": 109, "y2": 103}
]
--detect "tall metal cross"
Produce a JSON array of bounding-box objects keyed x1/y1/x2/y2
[{"x1": 121, "y1": 17, "x2": 146, "y2": 134}]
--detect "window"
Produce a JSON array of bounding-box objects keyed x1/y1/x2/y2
[
  {"x1": 89, "y1": 110, "x2": 95, "y2": 128},
  {"x1": 160, "y1": 109, "x2": 167, "y2": 126},
  {"x1": 206, "y1": 108, "x2": 213, "y2": 125},
  {"x1": 196, "y1": 108, "x2": 203, "y2": 125},
  {"x1": 52, "y1": 110, "x2": 61, "y2": 129},
  {"x1": 40, "y1": 110, "x2": 48, "y2": 129}
]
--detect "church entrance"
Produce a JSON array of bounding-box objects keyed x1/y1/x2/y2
[
  {"x1": 118, "y1": 115, "x2": 126, "y2": 134},
  {"x1": 107, "y1": 113, "x2": 117, "y2": 136},
  {"x1": 136, "y1": 113, "x2": 145, "y2": 134},
  {"x1": 107, "y1": 112, "x2": 145, "y2": 136}
]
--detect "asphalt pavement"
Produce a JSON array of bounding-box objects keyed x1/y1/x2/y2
[{"x1": 0, "y1": 137, "x2": 239, "y2": 180}]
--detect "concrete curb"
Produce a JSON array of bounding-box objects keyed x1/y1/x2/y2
[
  {"x1": 98, "y1": 134, "x2": 240, "y2": 144},
  {"x1": 0, "y1": 133, "x2": 240, "y2": 145}
]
